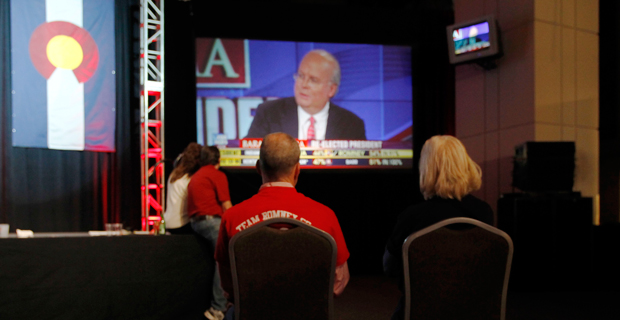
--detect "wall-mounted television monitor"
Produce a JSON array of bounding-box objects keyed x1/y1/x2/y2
[
  {"x1": 446, "y1": 15, "x2": 502, "y2": 65},
  {"x1": 195, "y1": 38, "x2": 413, "y2": 169}
]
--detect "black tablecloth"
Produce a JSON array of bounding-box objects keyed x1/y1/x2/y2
[{"x1": 0, "y1": 234, "x2": 215, "y2": 320}]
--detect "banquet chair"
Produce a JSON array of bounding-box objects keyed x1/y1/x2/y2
[
  {"x1": 403, "y1": 217, "x2": 513, "y2": 320},
  {"x1": 229, "y1": 218, "x2": 336, "y2": 320}
]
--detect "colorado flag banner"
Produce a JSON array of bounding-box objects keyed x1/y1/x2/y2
[{"x1": 10, "y1": 0, "x2": 116, "y2": 152}]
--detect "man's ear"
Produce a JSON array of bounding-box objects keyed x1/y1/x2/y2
[
  {"x1": 328, "y1": 83, "x2": 338, "y2": 98},
  {"x1": 255, "y1": 160, "x2": 262, "y2": 176},
  {"x1": 293, "y1": 162, "x2": 301, "y2": 185}
]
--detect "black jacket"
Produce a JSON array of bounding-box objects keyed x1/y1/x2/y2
[{"x1": 245, "y1": 97, "x2": 366, "y2": 140}]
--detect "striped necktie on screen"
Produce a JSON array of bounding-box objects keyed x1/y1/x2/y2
[{"x1": 307, "y1": 117, "x2": 316, "y2": 140}]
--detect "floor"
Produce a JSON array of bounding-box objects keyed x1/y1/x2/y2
[
  {"x1": 334, "y1": 274, "x2": 401, "y2": 320},
  {"x1": 333, "y1": 274, "x2": 620, "y2": 320}
]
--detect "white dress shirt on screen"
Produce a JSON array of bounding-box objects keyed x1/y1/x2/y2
[{"x1": 298, "y1": 102, "x2": 330, "y2": 140}]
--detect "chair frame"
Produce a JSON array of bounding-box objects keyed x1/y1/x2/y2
[
  {"x1": 229, "y1": 217, "x2": 337, "y2": 320},
  {"x1": 402, "y1": 217, "x2": 514, "y2": 320}
]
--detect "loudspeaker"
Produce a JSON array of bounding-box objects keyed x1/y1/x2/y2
[
  {"x1": 497, "y1": 193, "x2": 592, "y2": 291},
  {"x1": 512, "y1": 141, "x2": 575, "y2": 192}
]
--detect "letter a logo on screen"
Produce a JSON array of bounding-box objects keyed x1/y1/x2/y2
[{"x1": 196, "y1": 38, "x2": 250, "y2": 88}]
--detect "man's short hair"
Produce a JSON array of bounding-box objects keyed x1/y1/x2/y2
[
  {"x1": 308, "y1": 49, "x2": 341, "y2": 86},
  {"x1": 259, "y1": 133, "x2": 300, "y2": 180},
  {"x1": 201, "y1": 145, "x2": 220, "y2": 166},
  {"x1": 418, "y1": 135, "x2": 482, "y2": 200}
]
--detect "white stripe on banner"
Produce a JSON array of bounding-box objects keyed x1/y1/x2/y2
[
  {"x1": 46, "y1": 0, "x2": 85, "y2": 150},
  {"x1": 47, "y1": 0, "x2": 83, "y2": 26},
  {"x1": 47, "y1": 69, "x2": 85, "y2": 150}
]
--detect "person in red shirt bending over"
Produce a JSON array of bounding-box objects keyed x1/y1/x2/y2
[
  {"x1": 215, "y1": 132, "x2": 351, "y2": 302},
  {"x1": 187, "y1": 145, "x2": 232, "y2": 320}
]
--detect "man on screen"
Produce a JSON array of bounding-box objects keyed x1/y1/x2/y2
[{"x1": 245, "y1": 49, "x2": 366, "y2": 140}]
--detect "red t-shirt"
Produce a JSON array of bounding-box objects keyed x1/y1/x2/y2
[
  {"x1": 186, "y1": 165, "x2": 230, "y2": 218},
  {"x1": 215, "y1": 185, "x2": 350, "y2": 267}
]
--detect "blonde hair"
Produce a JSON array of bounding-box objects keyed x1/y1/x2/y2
[{"x1": 419, "y1": 135, "x2": 482, "y2": 200}]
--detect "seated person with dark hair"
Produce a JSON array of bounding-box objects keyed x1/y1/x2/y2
[
  {"x1": 187, "y1": 145, "x2": 232, "y2": 320},
  {"x1": 383, "y1": 135, "x2": 494, "y2": 320},
  {"x1": 163, "y1": 142, "x2": 202, "y2": 235},
  {"x1": 245, "y1": 49, "x2": 366, "y2": 140},
  {"x1": 215, "y1": 132, "x2": 351, "y2": 304}
]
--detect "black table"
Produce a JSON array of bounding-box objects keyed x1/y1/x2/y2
[{"x1": 0, "y1": 234, "x2": 215, "y2": 320}]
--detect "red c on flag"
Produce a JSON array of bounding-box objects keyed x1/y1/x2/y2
[{"x1": 29, "y1": 21, "x2": 99, "y2": 83}]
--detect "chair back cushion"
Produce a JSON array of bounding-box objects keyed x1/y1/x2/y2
[
  {"x1": 230, "y1": 218, "x2": 336, "y2": 320},
  {"x1": 403, "y1": 218, "x2": 513, "y2": 320}
]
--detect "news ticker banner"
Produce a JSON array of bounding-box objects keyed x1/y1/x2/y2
[{"x1": 215, "y1": 138, "x2": 413, "y2": 169}]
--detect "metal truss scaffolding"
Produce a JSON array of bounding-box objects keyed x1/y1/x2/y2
[{"x1": 140, "y1": 0, "x2": 165, "y2": 232}]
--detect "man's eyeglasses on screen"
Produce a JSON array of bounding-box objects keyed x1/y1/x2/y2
[{"x1": 293, "y1": 73, "x2": 329, "y2": 87}]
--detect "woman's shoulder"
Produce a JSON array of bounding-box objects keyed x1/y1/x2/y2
[
  {"x1": 460, "y1": 194, "x2": 494, "y2": 224},
  {"x1": 396, "y1": 198, "x2": 455, "y2": 223},
  {"x1": 461, "y1": 194, "x2": 492, "y2": 210},
  {"x1": 398, "y1": 196, "x2": 493, "y2": 222}
]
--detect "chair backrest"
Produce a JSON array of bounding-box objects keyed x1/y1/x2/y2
[
  {"x1": 229, "y1": 218, "x2": 337, "y2": 320},
  {"x1": 402, "y1": 217, "x2": 513, "y2": 320}
]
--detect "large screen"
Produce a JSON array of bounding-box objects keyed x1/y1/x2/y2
[{"x1": 196, "y1": 38, "x2": 413, "y2": 169}]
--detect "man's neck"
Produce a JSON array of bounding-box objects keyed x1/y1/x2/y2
[
  {"x1": 299, "y1": 101, "x2": 330, "y2": 116},
  {"x1": 260, "y1": 181, "x2": 295, "y2": 189},
  {"x1": 261, "y1": 174, "x2": 297, "y2": 186}
]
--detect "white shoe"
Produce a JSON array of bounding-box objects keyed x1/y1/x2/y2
[{"x1": 204, "y1": 307, "x2": 225, "y2": 320}]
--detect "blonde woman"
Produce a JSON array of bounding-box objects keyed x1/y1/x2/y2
[
  {"x1": 163, "y1": 142, "x2": 202, "y2": 235},
  {"x1": 383, "y1": 135, "x2": 494, "y2": 320}
]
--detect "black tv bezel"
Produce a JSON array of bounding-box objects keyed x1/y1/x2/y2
[{"x1": 446, "y1": 15, "x2": 501, "y2": 65}]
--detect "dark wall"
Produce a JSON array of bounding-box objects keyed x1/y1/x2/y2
[
  {"x1": 164, "y1": 1, "x2": 197, "y2": 165},
  {"x1": 600, "y1": 0, "x2": 620, "y2": 224},
  {"x1": 165, "y1": 0, "x2": 454, "y2": 274}
]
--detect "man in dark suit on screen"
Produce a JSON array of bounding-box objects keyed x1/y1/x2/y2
[{"x1": 244, "y1": 49, "x2": 366, "y2": 140}]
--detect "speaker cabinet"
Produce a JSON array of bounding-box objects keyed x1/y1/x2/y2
[
  {"x1": 512, "y1": 141, "x2": 575, "y2": 192},
  {"x1": 498, "y1": 193, "x2": 592, "y2": 291}
]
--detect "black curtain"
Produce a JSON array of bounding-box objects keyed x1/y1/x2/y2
[
  {"x1": 411, "y1": 0, "x2": 455, "y2": 162},
  {"x1": 600, "y1": 0, "x2": 620, "y2": 224},
  {"x1": 0, "y1": 0, "x2": 140, "y2": 232},
  {"x1": 164, "y1": 0, "x2": 197, "y2": 161}
]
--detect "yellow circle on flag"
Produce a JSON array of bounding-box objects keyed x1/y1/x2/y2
[{"x1": 46, "y1": 35, "x2": 83, "y2": 70}]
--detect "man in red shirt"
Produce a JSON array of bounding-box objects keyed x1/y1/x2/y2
[
  {"x1": 215, "y1": 132, "x2": 350, "y2": 302},
  {"x1": 187, "y1": 146, "x2": 232, "y2": 320}
]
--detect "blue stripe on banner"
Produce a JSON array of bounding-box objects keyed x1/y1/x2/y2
[
  {"x1": 10, "y1": 0, "x2": 48, "y2": 149},
  {"x1": 83, "y1": 0, "x2": 115, "y2": 152}
]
